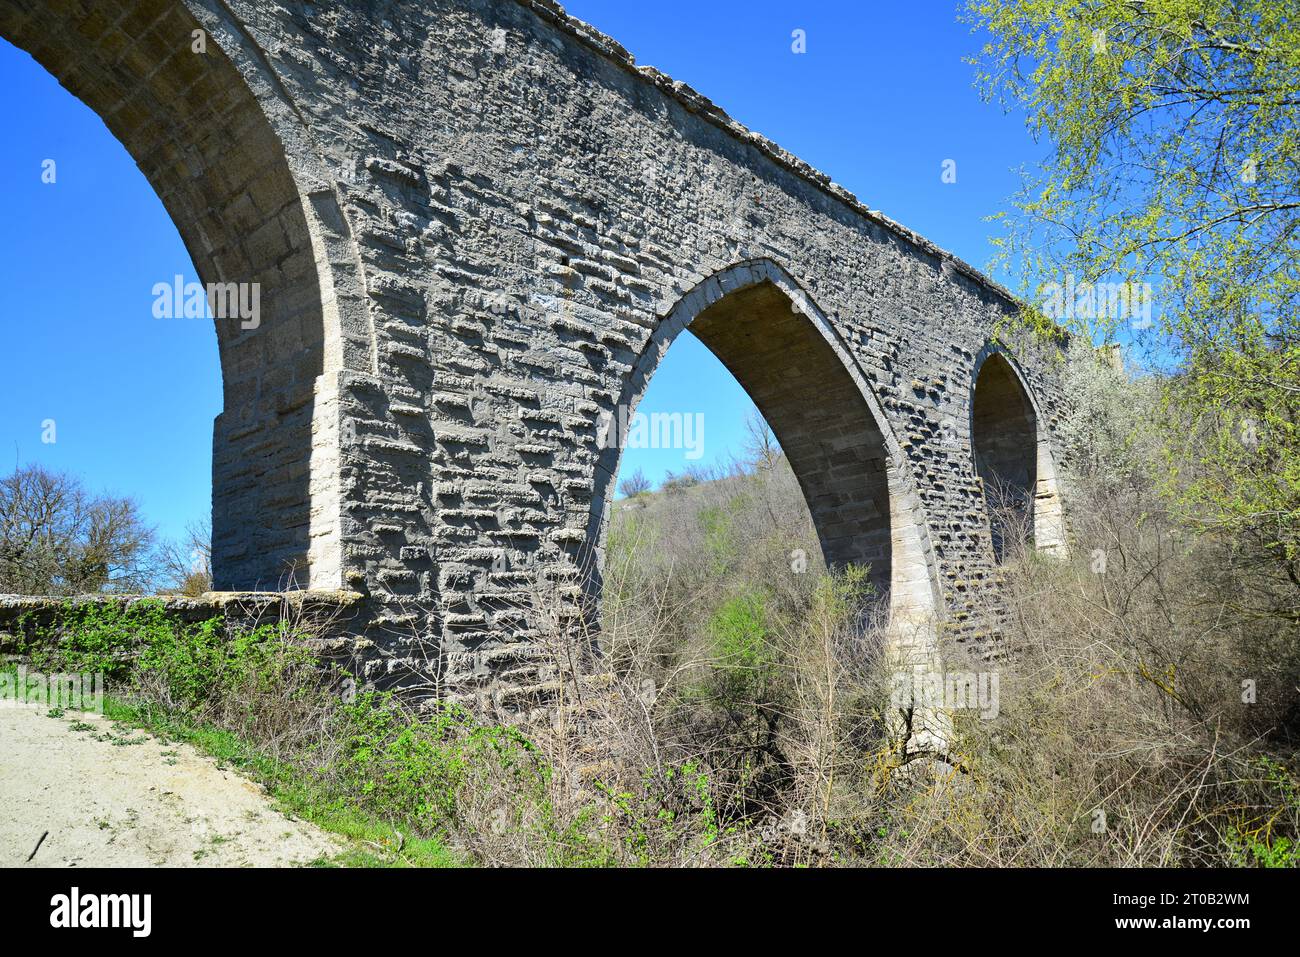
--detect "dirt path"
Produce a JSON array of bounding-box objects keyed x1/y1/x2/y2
[{"x1": 0, "y1": 704, "x2": 343, "y2": 867}]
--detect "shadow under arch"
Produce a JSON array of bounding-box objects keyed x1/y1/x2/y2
[
  {"x1": 969, "y1": 343, "x2": 1067, "y2": 563},
  {"x1": 0, "y1": 0, "x2": 359, "y2": 590},
  {"x1": 587, "y1": 259, "x2": 943, "y2": 653}
]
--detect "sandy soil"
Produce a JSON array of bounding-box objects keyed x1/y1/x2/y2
[{"x1": 0, "y1": 704, "x2": 342, "y2": 867}]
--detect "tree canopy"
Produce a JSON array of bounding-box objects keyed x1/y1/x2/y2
[{"x1": 969, "y1": 0, "x2": 1299, "y2": 570}]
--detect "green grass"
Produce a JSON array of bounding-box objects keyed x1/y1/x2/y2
[
  {"x1": 7, "y1": 607, "x2": 466, "y2": 867},
  {"x1": 90, "y1": 693, "x2": 462, "y2": 868}
]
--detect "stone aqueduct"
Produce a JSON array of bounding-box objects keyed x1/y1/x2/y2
[{"x1": 1, "y1": 0, "x2": 1069, "y2": 705}]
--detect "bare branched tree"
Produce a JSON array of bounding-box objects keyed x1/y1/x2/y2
[
  {"x1": 0, "y1": 464, "x2": 157, "y2": 595},
  {"x1": 617, "y1": 468, "x2": 651, "y2": 498},
  {"x1": 156, "y1": 518, "x2": 213, "y2": 596},
  {"x1": 743, "y1": 410, "x2": 781, "y2": 472}
]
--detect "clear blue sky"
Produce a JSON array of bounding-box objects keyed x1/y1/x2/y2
[{"x1": 0, "y1": 1, "x2": 1043, "y2": 542}]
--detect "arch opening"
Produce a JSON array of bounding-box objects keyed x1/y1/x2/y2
[
  {"x1": 690, "y1": 282, "x2": 895, "y2": 593},
  {"x1": 590, "y1": 262, "x2": 940, "y2": 646},
  {"x1": 0, "y1": 0, "x2": 343, "y2": 591},
  {"x1": 971, "y1": 350, "x2": 1066, "y2": 562}
]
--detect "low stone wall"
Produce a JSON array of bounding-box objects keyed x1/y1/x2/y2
[
  {"x1": 0, "y1": 591, "x2": 372, "y2": 665},
  {"x1": 0, "y1": 590, "x2": 582, "y2": 722}
]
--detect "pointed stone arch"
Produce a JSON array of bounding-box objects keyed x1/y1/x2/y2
[
  {"x1": 970, "y1": 344, "x2": 1067, "y2": 562},
  {"x1": 588, "y1": 259, "x2": 942, "y2": 652}
]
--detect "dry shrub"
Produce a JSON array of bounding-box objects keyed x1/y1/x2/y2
[
  {"x1": 37, "y1": 346, "x2": 1297, "y2": 868},
  {"x1": 867, "y1": 494, "x2": 1300, "y2": 865},
  {"x1": 486, "y1": 349, "x2": 1300, "y2": 868},
  {"x1": 863, "y1": 350, "x2": 1300, "y2": 867}
]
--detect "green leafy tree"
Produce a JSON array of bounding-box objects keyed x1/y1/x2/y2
[{"x1": 969, "y1": 0, "x2": 1300, "y2": 576}]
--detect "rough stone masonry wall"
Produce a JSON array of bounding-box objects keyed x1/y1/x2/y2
[{"x1": 1, "y1": 0, "x2": 1070, "y2": 711}]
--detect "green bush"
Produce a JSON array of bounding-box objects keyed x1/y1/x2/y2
[
  {"x1": 136, "y1": 616, "x2": 313, "y2": 711},
  {"x1": 1225, "y1": 758, "x2": 1300, "y2": 868},
  {"x1": 25, "y1": 601, "x2": 315, "y2": 714},
  {"x1": 23, "y1": 600, "x2": 170, "y2": 677},
  {"x1": 333, "y1": 692, "x2": 554, "y2": 837},
  {"x1": 707, "y1": 590, "x2": 774, "y2": 705},
  {"x1": 21, "y1": 601, "x2": 658, "y2": 865}
]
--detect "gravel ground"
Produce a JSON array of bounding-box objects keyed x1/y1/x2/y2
[{"x1": 0, "y1": 704, "x2": 342, "y2": 867}]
